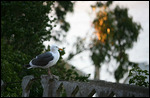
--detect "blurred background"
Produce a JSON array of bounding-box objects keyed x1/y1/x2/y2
[
  {"x1": 1, "y1": 1, "x2": 149, "y2": 97},
  {"x1": 44, "y1": 1, "x2": 149, "y2": 82}
]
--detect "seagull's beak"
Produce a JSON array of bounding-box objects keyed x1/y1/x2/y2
[{"x1": 59, "y1": 48, "x2": 63, "y2": 51}]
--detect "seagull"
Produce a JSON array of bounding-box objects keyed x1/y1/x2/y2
[{"x1": 24, "y1": 44, "x2": 63, "y2": 76}]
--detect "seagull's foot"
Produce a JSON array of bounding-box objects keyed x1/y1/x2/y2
[
  {"x1": 52, "y1": 74, "x2": 59, "y2": 80},
  {"x1": 48, "y1": 73, "x2": 52, "y2": 77},
  {"x1": 47, "y1": 68, "x2": 59, "y2": 80},
  {"x1": 48, "y1": 68, "x2": 51, "y2": 76},
  {"x1": 48, "y1": 74, "x2": 59, "y2": 80}
]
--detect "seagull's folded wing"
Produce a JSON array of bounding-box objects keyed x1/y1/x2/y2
[{"x1": 31, "y1": 52, "x2": 54, "y2": 66}]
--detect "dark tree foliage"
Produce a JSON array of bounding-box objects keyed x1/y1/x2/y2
[
  {"x1": 1, "y1": 1, "x2": 89, "y2": 97},
  {"x1": 128, "y1": 65, "x2": 149, "y2": 88},
  {"x1": 55, "y1": 1, "x2": 74, "y2": 32},
  {"x1": 51, "y1": 1, "x2": 75, "y2": 41},
  {"x1": 1, "y1": 1, "x2": 54, "y2": 56}
]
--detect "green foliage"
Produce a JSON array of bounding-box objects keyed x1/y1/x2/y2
[
  {"x1": 1, "y1": 38, "x2": 30, "y2": 97},
  {"x1": 55, "y1": 1, "x2": 74, "y2": 31},
  {"x1": 1, "y1": 1, "x2": 88, "y2": 97},
  {"x1": 94, "y1": 1, "x2": 113, "y2": 7},
  {"x1": 1, "y1": 2, "x2": 55, "y2": 96},
  {"x1": 1, "y1": 1, "x2": 55, "y2": 56},
  {"x1": 50, "y1": 1, "x2": 75, "y2": 41},
  {"x1": 128, "y1": 66, "x2": 149, "y2": 88}
]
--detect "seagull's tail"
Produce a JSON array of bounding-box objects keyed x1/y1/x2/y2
[{"x1": 23, "y1": 64, "x2": 32, "y2": 69}]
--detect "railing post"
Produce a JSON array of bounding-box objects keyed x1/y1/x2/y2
[
  {"x1": 40, "y1": 75, "x2": 60, "y2": 97},
  {"x1": 21, "y1": 75, "x2": 34, "y2": 97},
  {"x1": 1, "y1": 80, "x2": 5, "y2": 91}
]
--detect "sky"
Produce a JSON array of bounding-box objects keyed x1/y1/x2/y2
[{"x1": 44, "y1": 1, "x2": 149, "y2": 82}]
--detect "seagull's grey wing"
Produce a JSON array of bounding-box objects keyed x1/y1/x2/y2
[
  {"x1": 31, "y1": 52, "x2": 54, "y2": 66},
  {"x1": 36, "y1": 52, "x2": 53, "y2": 59}
]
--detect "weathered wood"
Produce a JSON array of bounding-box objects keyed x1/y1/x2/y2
[
  {"x1": 62, "y1": 81, "x2": 79, "y2": 97},
  {"x1": 75, "y1": 82, "x2": 96, "y2": 97},
  {"x1": 21, "y1": 75, "x2": 149, "y2": 97},
  {"x1": 40, "y1": 75, "x2": 60, "y2": 97},
  {"x1": 21, "y1": 75, "x2": 34, "y2": 97},
  {"x1": 89, "y1": 80, "x2": 149, "y2": 97},
  {"x1": 1, "y1": 80, "x2": 5, "y2": 91}
]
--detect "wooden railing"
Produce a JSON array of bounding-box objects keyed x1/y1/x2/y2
[{"x1": 21, "y1": 75, "x2": 149, "y2": 97}]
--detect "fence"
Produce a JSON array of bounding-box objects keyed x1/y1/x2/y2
[{"x1": 21, "y1": 75, "x2": 149, "y2": 97}]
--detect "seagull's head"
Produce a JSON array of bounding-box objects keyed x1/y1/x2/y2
[{"x1": 50, "y1": 45, "x2": 63, "y2": 52}]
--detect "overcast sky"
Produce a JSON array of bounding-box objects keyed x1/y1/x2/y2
[{"x1": 44, "y1": 1, "x2": 149, "y2": 82}]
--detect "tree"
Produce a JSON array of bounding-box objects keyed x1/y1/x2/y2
[
  {"x1": 1, "y1": 1, "x2": 89, "y2": 97},
  {"x1": 1, "y1": 1, "x2": 75, "y2": 56},
  {"x1": 91, "y1": 1, "x2": 141, "y2": 81},
  {"x1": 1, "y1": 1, "x2": 54, "y2": 56},
  {"x1": 128, "y1": 65, "x2": 149, "y2": 88},
  {"x1": 68, "y1": 1, "x2": 142, "y2": 81},
  {"x1": 49, "y1": 1, "x2": 75, "y2": 41}
]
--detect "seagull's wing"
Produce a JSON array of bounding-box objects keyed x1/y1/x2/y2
[{"x1": 31, "y1": 52, "x2": 54, "y2": 66}]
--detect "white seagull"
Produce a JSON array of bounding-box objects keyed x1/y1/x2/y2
[{"x1": 24, "y1": 44, "x2": 63, "y2": 75}]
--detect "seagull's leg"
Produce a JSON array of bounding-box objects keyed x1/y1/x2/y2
[
  {"x1": 48, "y1": 68, "x2": 52, "y2": 76},
  {"x1": 47, "y1": 67, "x2": 59, "y2": 80}
]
